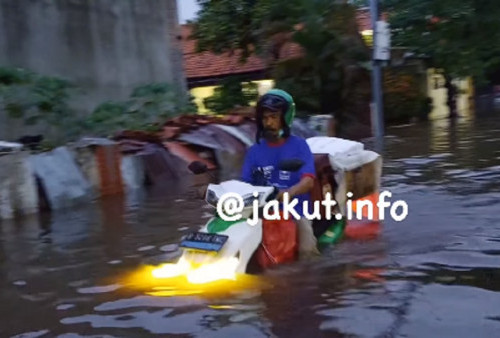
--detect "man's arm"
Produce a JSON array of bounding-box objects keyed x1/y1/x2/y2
[
  {"x1": 279, "y1": 176, "x2": 315, "y2": 200},
  {"x1": 279, "y1": 139, "x2": 316, "y2": 200}
]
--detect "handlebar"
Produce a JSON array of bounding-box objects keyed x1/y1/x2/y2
[{"x1": 266, "y1": 186, "x2": 280, "y2": 202}]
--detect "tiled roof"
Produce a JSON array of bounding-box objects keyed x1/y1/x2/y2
[
  {"x1": 181, "y1": 25, "x2": 303, "y2": 79},
  {"x1": 182, "y1": 9, "x2": 373, "y2": 80}
]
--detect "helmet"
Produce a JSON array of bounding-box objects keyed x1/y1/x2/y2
[
  {"x1": 255, "y1": 89, "x2": 296, "y2": 143},
  {"x1": 256, "y1": 89, "x2": 296, "y2": 127}
]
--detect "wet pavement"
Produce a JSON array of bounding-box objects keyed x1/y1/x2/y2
[{"x1": 1, "y1": 115, "x2": 500, "y2": 337}]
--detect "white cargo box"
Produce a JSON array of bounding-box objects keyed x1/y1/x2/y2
[{"x1": 306, "y1": 136, "x2": 382, "y2": 215}]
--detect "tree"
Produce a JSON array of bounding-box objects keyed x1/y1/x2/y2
[
  {"x1": 272, "y1": 4, "x2": 370, "y2": 123},
  {"x1": 383, "y1": 0, "x2": 500, "y2": 117},
  {"x1": 192, "y1": 0, "x2": 304, "y2": 62},
  {"x1": 203, "y1": 76, "x2": 258, "y2": 114},
  {"x1": 191, "y1": 0, "x2": 371, "y2": 136}
]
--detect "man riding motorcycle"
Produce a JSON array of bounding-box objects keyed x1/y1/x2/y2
[{"x1": 241, "y1": 89, "x2": 320, "y2": 258}]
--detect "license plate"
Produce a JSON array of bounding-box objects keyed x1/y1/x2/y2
[{"x1": 180, "y1": 232, "x2": 228, "y2": 252}]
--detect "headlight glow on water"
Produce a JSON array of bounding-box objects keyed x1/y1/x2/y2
[
  {"x1": 151, "y1": 256, "x2": 191, "y2": 279},
  {"x1": 151, "y1": 256, "x2": 240, "y2": 285},
  {"x1": 186, "y1": 257, "x2": 239, "y2": 284}
]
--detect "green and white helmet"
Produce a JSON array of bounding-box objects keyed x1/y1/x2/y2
[{"x1": 255, "y1": 89, "x2": 296, "y2": 141}]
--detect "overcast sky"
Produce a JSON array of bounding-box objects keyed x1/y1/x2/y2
[{"x1": 177, "y1": 0, "x2": 200, "y2": 23}]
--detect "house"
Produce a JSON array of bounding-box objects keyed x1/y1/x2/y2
[
  {"x1": 182, "y1": 7, "x2": 473, "y2": 121},
  {"x1": 181, "y1": 25, "x2": 303, "y2": 113},
  {"x1": 181, "y1": 8, "x2": 373, "y2": 114}
]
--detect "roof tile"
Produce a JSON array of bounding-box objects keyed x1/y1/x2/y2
[{"x1": 181, "y1": 9, "x2": 373, "y2": 79}]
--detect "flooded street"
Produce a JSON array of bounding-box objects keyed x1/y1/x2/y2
[{"x1": 2, "y1": 115, "x2": 500, "y2": 338}]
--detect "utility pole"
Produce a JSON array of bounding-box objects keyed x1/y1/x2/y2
[{"x1": 369, "y1": 0, "x2": 386, "y2": 141}]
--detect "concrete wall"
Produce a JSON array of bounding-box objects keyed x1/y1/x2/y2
[
  {"x1": 0, "y1": 151, "x2": 39, "y2": 220},
  {"x1": 0, "y1": 0, "x2": 186, "y2": 140},
  {"x1": 427, "y1": 69, "x2": 474, "y2": 120}
]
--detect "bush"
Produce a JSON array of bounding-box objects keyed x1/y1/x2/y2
[
  {"x1": 86, "y1": 83, "x2": 197, "y2": 137},
  {"x1": 1, "y1": 66, "x2": 197, "y2": 142},
  {"x1": 0, "y1": 66, "x2": 83, "y2": 144},
  {"x1": 383, "y1": 68, "x2": 432, "y2": 124},
  {"x1": 203, "y1": 76, "x2": 259, "y2": 114}
]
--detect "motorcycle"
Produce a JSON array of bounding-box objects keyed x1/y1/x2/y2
[{"x1": 152, "y1": 158, "x2": 346, "y2": 284}]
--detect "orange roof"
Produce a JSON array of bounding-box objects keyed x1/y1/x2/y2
[
  {"x1": 182, "y1": 9, "x2": 373, "y2": 80},
  {"x1": 181, "y1": 25, "x2": 303, "y2": 79}
]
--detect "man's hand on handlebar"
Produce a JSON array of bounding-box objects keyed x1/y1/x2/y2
[
  {"x1": 277, "y1": 189, "x2": 288, "y2": 202},
  {"x1": 277, "y1": 176, "x2": 315, "y2": 202}
]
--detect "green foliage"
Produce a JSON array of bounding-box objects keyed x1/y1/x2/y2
[
  {"x1": 192, "y1": 0, "x2": 371, "y2": 126},
  {"x1": 0, "y1": 67, "x2": 33, "y2": 85},
  {"x1": 0, "y1": 67, "x2": 83, "y2": 143},
  {"x1": 383, "y1": 0, "x2": 500, "y2": 86},
  {"x1": 383, "y1": 68, "x2": 432, "y2": 123},
  {"x1": 1, "y1": 66, "x2": 196, "y2": 142},
  {"x1": 86, "y1": 83, "x2": 197, "y2": 137},
  {"x1": 193, "y1": 0, "x2": 368, "y2": 63},
  {"x1": 192, "y1": 0, "x2": 303, "y2": 60},
  {"x1": 129, "y1": 83, "x2": 196, "y2": 119},
  {"x1": 272, "y1": 58, "x2": 322, "y2": 116},
  {"x1": 203, "y1": 77, "x2": 259, "y2": 114},
  {"x1": 273, "y1": 2, "x2": 370, "y2": 120},
  {"x1": 84, "y1": 102, "x2": 130, "y2": 137}
]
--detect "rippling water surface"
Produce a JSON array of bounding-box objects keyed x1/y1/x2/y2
[{"x1": 2, "y1": 115, "x2": 500, "y2": 337}]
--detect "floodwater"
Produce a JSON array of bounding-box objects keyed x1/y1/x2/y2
[{"x1": 2, "y1": 115, "x2": 500, "y2": 338}]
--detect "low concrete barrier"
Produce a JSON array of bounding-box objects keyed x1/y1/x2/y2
[
  {"x1": 28, "y1": 147, "x2": 93, "y2": 211},
  {"x1": 0, "y1": 149, "x2": 39, "y2": 220},
  {"x1": 121, "y1": 154, "x2": 146, "y2": 191}
]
